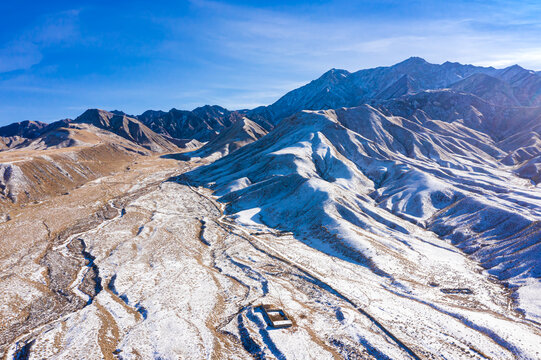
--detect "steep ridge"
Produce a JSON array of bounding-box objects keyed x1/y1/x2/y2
[
  {"x1": 75, "y1": 109, "x2": 178, "y2": 153},
  {"x1": 374, "y1": 74, "x2": 419, "y2": 100},
  {"x1": 496, "y1": 65, "x2": 541, "y2": 106},
  {"x1": 0, "y1": 110, "x2": 180, "y2": 206},
  {"x1": 375, "y1": 90, "x2": 541, "y2": 183},
  {"x1": 450, "y1": 73, "x2": 520, "y2": 106},
  {"x1": 374, "y1": 90, "x2": 541, "y2": 140},
  {"x1": 0, "y1": 120, "x2": 48, "y2": 138},
  {"x1": 187, "y1": 117, "x2": 268, "y2": 160},
  {"x1": 249, "y1": 57, "x2": 496, "y2": 124},
  {"x1": 186, "y1": 94, "x2": 541, "y2": 323},
  {"x1": 250, "y1": 57, "x2": 541, "y2": 126}
]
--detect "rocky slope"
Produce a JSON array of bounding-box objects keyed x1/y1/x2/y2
[
  {"x1": 0, "y1": 110, "x2": 182, "y2": 207},
  {"x1": 74, "y1": 109, "x2": 179, "y2": 153},
  {"x1": 0, "y1": 119, "x2": 181, "y2": 208},
  {"x1": 0, "y1": 119, "x2": 71, "y2": 150},
  {"x1": 0, "y1": 120, "x2": 49, "y2": 138},
  {"x1": 137, "y1": 105, "x2": 245, "y2": 142}
]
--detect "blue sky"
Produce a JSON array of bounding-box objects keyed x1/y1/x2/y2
[{"x1": 1, "y1": 0, "x2": 541, "y2": 125}]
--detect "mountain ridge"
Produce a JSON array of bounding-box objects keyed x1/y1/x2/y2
[
  {"x1": 248, "y1": 57, "x2": 541, "y2": 126},
  {"x1": 5, "y1": 57, "x2": 540, "y2": 151}
]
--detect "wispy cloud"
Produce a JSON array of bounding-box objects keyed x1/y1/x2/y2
[
  {"x1": 180, "y1": 0, "x2": 541, "y2": 71},
  {"x1": 0, "y1": 10, "x2": 80, "y2": 73},
  {"x1": 0, "y1": 41, "x2": 42, "y2": 73}
]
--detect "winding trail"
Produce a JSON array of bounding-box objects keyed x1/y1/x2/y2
[{"x1": 4, "y1": 159, "x2": 540, "y2": 359}]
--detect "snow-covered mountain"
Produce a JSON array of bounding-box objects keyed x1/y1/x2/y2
[
  {"x1": 186, "y1": 89, "x2": 541, "y2": 324},
  {"x1": 249, "y1": 57, "x2": 541, "y2": 125},
  {"x1": 2, "y1": 58, "x2": 541, "y2": 359},
  {"x1": 187, "y1": 117, "x2": 268, "y2": 160}
]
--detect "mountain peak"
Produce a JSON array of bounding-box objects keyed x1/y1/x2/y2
[
  {"x1": 193, "y1": 104, "x2": 227, "y2": 111},
  {"x1": 189, "y1": 116, "x2": 268, "y2": 159},
  {"x1": 508, "y1": 64, "x2": 525, "y2": 70},
  {"x1": 498, "y1": 63, "x2": 533, "y2": 81},
  {"x1": 500, "y1": 64, "x2": 529, "y2": 76},
  {"x1": 75, "y1": 109, "x2": 113, "y2": 125},
  {"x1": 396, "y1": 56, "x2": 429, "y2": 66},
  {"x1": 319, "y1": 68, "x2": 350, "y2": 80}
]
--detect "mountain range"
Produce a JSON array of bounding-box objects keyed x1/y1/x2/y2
[
  {"x1": 1, "y1": 57, "x2": 541, "y2": 359},
  {"x1": 4, "y1": 57, "x2": 539, "y2": 184}
]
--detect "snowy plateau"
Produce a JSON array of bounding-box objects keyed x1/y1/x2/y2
[{"x1": 1, "y1": 57, "x2": 541, "y2": 359}]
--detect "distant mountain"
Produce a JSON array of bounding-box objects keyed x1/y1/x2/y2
[
  {"x1": 450, "y1": 73, "x2": 520, "y2": 106},
  {"x1": 0, "y1": 122, "x2": 164, "y2": 205},
  {"x1": 0, "y1": 120, "x2": 48, "y2": 138},
  {"x1": 3, "y1": 58, "x2": 540, "y2": 152},
  {"x1": 137, "y1": 105, "x2": 244, "y2": 142},
  {"x1": 0, "y1": 119, "x2": 72, "y2": 150},
  {"x1": 496, "y1": 64, "x2": 541, "y2": 105},
  {"x1": 0, "y1": 105, "x2": 247, "y2": 153},
  {"x1": 248, "y1": 57, "x2": 492, "y2": 124},
  {"x1": 250, "y1": 57, "x2": 541, "y2": 125},
  {"x1": 75, "y1": 109, "x2": 178, "y2": 153}
]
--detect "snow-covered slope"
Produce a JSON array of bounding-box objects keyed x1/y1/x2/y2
[
  {"x1": 186, "y1": 94, "x2": 541, "y2": 324},
  {"x1": 2, "y1": 57, "x2": 541, "y2": 359},
  {"x1": 3, "y1": 154, "x2": 540, "y2": 359},
  {"x1": 375, "y1": 90, "x2": 541, "y2": 184},
  {"x1": 187, "y1": 117, "x2": 268, "y2": 160}
]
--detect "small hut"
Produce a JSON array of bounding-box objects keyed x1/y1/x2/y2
[{"x1": 258, "y1": 304, "x2": 293, "y2": 328}]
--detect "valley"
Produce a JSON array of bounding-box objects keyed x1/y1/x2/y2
[{"x1": 1, "y1": 153, "x2": 540, "y2": 359}]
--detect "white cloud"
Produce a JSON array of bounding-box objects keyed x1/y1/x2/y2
[
  {"x1": 184, "y1": 0, "x2": 541, "y2": 72},
  {"x1": 472, "y1": 49, "x2": 541, "y2": 69},
  {"x1": 0, "y1": 41, "x2": 42, "y2": 73}
]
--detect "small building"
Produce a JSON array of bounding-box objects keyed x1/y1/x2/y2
[{"x1": 258, "y1": 304, "x2": 293, "y2": 329}]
